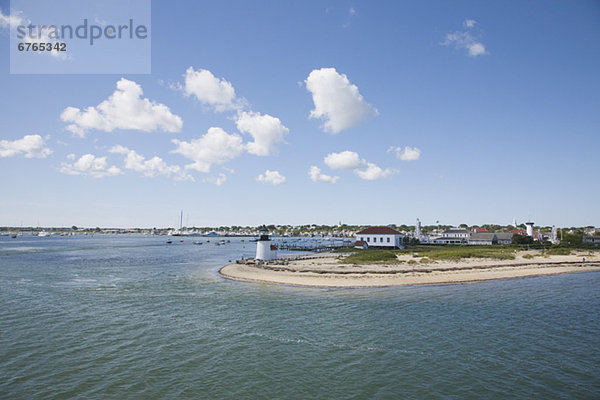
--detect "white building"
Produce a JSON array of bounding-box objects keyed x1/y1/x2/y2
[
  {"x1": 468, "y1": 232, "x2": 513, "y2": 245},
  {"x1": 468, "y1": 233, "x2": 497, "y2": 245},
  {"x1": 551, "y1": 226, "x2": 559, "y2": 245},
  {"x1": 415, "y1": 218, "x2": 422, "y2": 241},
  {"x1": 525, "y1": 222, "x2": 535, "y2": 238},
  {"x1": 255, "y1": 227, "x2": 277, "y2": 261},
  {"x1": 434, "y1": 228, "x2": 470, "y2": 244},
  {"x1": 355, "y1": 227, "x2": 403, "y2": 249}
]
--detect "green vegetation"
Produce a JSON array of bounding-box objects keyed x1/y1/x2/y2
[
  {"x1": 342, "y1": 250, "x2": 400, "y2": 264},
  {"x1": 412, "y1": 247, "x2": 515, "y2": 261},
  {"x1": 332, "y1": 248, "x2": 357, "y2": 254},
  {"x1": 546, "y1": 248, "x2": 572, "y2": 256},
  {"x1": 341, "y1": 245, "x2": 516, "y2": 264},
  {"x1": 512, "y1": 235, "x2": 534, "y2": 245}
]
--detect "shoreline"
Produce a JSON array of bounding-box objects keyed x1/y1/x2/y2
[{"x1": 219, "y1": 252, "x2": 600, "y2": 288}]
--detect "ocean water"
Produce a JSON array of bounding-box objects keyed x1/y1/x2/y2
[{"x1": 1, "y1": 235, "x2": 599, "y2": 399}]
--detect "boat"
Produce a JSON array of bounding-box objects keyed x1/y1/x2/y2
[
  {"x1": 169, "y1": 210, "x2": 186, "y2": 236},
  {"x1": 166, "y1": 240, "x2": 173, "y2": 244},
  {"x1": 37, "y1": 231, "x2": 50, "y2": 237},
  {"x1": 193, "y1": 241, "x2": 203, "y2": 245}
]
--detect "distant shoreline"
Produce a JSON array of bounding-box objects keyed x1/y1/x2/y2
[{"x1": 219, "y1": 252, "x2": 600, "y2": 288}]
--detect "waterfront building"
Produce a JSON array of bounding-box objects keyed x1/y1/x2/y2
[
  {"x1": 355, "y1": 227, "x2": 403, "y2": 249},
  {"x1": 583, "y1": 236, "x2": 600, "y2": 247},
  {"x1": 468, "y1": 233, "x2": 497, "y2": 245},
  {"x1": 434, "y1": 228, "x2": 470, "y2": 244},
  {"x1": 468, "y1": 232, "x2": 514, "y2": 245},
  {"x1": 495, "y1": 232, "x2": 514, "y2": 245},
  {"x1": 354, "y1": 240, "x2": 368, "y2": 250},
  {"x1": 256, "y1": 226, "x2": 277, "y2": 261}
]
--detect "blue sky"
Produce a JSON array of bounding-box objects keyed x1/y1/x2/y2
[{"x1": 0, "y1": 0, "x2": 599, "y2": 228}]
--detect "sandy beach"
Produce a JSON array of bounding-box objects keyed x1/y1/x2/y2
[{"x1": 219, "y1": 250, "x2": 600, "y2": 287}]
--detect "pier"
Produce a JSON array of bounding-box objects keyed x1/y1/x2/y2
[{"x1": 275, "y1": 238, "x2": 354, "y2": 252}]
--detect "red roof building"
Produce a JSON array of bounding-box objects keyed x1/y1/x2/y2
[
  {"x1": 356, "y1": 226, "x2": 401, "y2": 235},
  {"x1": 354, "y1": 240, "x2": 367, "y2": 249}
]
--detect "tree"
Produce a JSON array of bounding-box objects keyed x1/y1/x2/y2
[{"x1": 512, "y1": 235, "x2": 533, "y2": 245}]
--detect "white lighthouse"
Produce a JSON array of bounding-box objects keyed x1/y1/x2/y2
[
  {"x1": 415, "y1": 218, "x2": 422, "y2": 240},
  {"x1": 255, "y1": 226, "x2": 277, "y2": 261},
  {"x1": 525, "y1": 221, "x2": 535, "y2": 238},
  {"x1": 551, "y1": 225, "x2": 559, "y2": 245}
]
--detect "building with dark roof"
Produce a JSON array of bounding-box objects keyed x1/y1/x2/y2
[
  {"x1": 583, "y1": 236, "x2": 600, "y2": 247},
  {"x1": 468, "y1": 233, "x2": 498, "y2": 245}
]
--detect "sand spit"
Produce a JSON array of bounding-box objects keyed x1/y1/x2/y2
[{"x1": 219, "y1": 252, "x2": 600, "y2": 287}]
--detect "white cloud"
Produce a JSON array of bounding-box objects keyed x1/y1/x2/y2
[
  {"x1": 305, "y1": 67, "x2": 377, "y2": 133},
  {"x1": 0, "y1": 134, "x2": 52, "y2": 158},
  {"x1": 61, "y1": 78, "x2": 183, "y2": 137},
  {"x1": 467, "y1": 42, "x2": 486, "y2": 56},
  {"x1": 324, "y1": 150, "x2": 365, "y2": 170},
  {"x1": 109, "y1": 145, "x2": 192, "y2": 181},
  {"x1": 354, "y1": 162, "x2": 395, "y2": 181},
  {"x1": 308, "y1": 166, "x2": 339, "y2": 183},
  {"x1": 60, "y1": 154, "x2": 121, "y2": 178},
  {"x1": 0, "y1": 8, "x2": 24, "y2": 28},
  {"x1": 181, "y1": 67, "x2": 238, "y2": 112},
  {"x1": 171, "y1": 127, "x2": 244, "y2": 173},
  {"x1": 442, "y1": 20, "x2": 487, "y2": 57},
  {"x1": 388, "y1": 146, "x2": 421, "y2": 161},
  {"x1": 257, "y1": 170, "x2": 286, "y2": 185},
  {"x1": 322, "y1": 150, "x2": 395, "y2": 180},
  {"x1": 235, "y1": 111, "x2": 289, "y2": 156},
  {"x1": 203, "y1": 173, "x2": 228, "y2": 186}
]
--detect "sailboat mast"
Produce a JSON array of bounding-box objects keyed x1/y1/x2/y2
[{"x1": 180, "y1": 210, "x2": 183, "y2": 230}]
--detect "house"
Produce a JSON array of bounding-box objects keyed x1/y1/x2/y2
[
  {"x1": 434, "y1": 228, "x2": 470, "y2": 244},
  {"x1": 583, "y1": 236, "x2": 600, "y2": 247},
  {"x1": 468, "y1": 233, "x2": 497, "y2": 245},
  {"x1": 355, "y1": 227, "x2": 403, "y2": 248},
  {"x1": 354, "y1": 240, "x2": 368, "y2": 250},
  {"x1": 495, "y1": 232, "x2": 514, "y2": 245},
  {"x1": 442, "y1": 228, "x2": 470, "y2": 239}
]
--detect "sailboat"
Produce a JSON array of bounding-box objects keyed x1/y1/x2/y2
[{"x1": 169, "y1": 210, "x2": 184, "y2": 236}]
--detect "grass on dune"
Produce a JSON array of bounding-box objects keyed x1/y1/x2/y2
[{"x1": 341, "y1": 246, "x2": 516, "y2": 264}]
